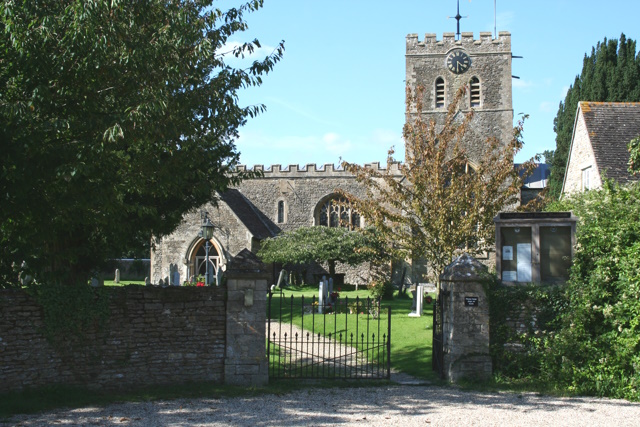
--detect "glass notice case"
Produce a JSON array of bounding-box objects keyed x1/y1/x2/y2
[{"x1": 494, "y1": 212, "x2": 577, "y2": 283}]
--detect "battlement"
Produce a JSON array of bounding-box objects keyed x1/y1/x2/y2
[
  {"x1": 235, "y1": 162, "x2": 402, "y2": 178},
  {"x1": 406, "y1": 31, "x2": 510, "y2": 55}
]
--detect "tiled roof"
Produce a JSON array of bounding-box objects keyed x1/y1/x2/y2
[
  {"x1": 219, "y1": 189, "x2": 277, "y2": 240},
  {"x1": 580, "y1": 101, "x2": 640, "y2": 185}
]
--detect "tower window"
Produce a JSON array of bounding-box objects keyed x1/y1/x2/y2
[
  {"x1": 277, "y1": 200, "x2": 285, "y2": 223},
  {"x1": 469, "y1": 76, "x2": 480, "y2": 107},
  {"x1": 435, "y1": 77, "x2": 445, "y2": 108}
]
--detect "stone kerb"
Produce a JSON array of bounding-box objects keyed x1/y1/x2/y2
[
  {"x1": 224, "y1": 249, "x2": 270, "y2": 386},
  {"x1": 440, "y1": 253, "x2": 492, "y2": 382}
]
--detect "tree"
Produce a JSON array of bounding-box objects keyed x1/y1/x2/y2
[
  {"x1": 548, "y1": 34, "x2": 640, "y2": 199},
  {"x1": 339, "y1": 86, "x2": 535, "y2": 292},
  {"x1": 257, "y1": 226, "x2": 379, "y2": 285},
  {"x1": 0, "y1": 1, "x2": 283, "y2": 287}
]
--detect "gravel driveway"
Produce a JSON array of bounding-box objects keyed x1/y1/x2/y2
[{"x1": 9, "y1": 384, "x2": 640, "y2": 426}]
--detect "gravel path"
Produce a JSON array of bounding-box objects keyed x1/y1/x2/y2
[{"x1": 8, "y1": 385, "x2": 640, "y2": 426}]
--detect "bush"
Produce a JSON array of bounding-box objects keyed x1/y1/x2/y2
[{"x1": 543, "y1": 180, "x2": 640, "y2": 400}]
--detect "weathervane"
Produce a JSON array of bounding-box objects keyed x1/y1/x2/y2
[{"x1": 448, "y1": 0, "x2": 468, "y2": 40}]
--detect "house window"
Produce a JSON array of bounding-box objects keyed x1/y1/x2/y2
[
  {"x1": 435, "y1": 77, "x2": 445, "y2": 108},
  {"x1": 317, "y1": 197, "x2": 361, "y2": 230},
  {"x1": 581, "y1": 166, "x2": 592, "y2": 191},
  {"x1": 469, "y1": 76, "x2": 480, "y2": 107},
  {"x1": 277, "y1": 200, "x2": 285, "y2": 223}
]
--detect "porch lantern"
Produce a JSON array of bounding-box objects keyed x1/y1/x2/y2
[{"x1": 201, "y1": 216, "x2": 215, "y2": 286}]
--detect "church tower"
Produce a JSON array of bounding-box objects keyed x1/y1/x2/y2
[{"x1": 405, "y1": 31, "x2": 513, "y2": 164}]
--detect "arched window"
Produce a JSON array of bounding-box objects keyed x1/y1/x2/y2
[
  {"x1": 277, "y1": 200, "x2": 285, "y2": 223},
  {"x1": 469, "y1": 76, "x2": 480, "y2": 107},
  {"x1": 317, "y1": 197, "x2": 361, "y2": 230},
  {"x1": 435, "y1": 77, "x2": 445, "y2": 108}
]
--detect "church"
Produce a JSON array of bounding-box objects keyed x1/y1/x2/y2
[{"x1": 150, "y1": 30, "x2": 527, "y2": 287}]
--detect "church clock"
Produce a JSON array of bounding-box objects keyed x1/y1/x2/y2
[{"x1": 446, "y1": 50, "x2": 471, "y2": 74}]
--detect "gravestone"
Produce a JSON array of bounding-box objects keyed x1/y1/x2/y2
[
  {"x1": 408, "y1": 284, "x2": 424, "y2": 317},
  {"x1": 172, "y1": 270, "x2": 180, "y2": 287},
  {"x1": 158, "y1": 278, "x2": 164, "y2": 287},
  {"x1": 276, "y1": 269, "x2": 287, "y2": 288},
  {"x1": 145, "y1": 277, "x2": 151, "y2": 286},
  {"x1": 318, "y1": 280, "x2": 327, "y2": 314},
  {"x1": 114, "y1": 268, "x2": 120, "y2": 284}
]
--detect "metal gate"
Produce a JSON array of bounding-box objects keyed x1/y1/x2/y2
[
  {"x1": 432, "y1": 297, "x2": 444, "y2": 379},
  {"x1": 267, "y1": 293, "x2": 391, "y2": 380}
]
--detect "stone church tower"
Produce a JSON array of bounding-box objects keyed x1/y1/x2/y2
[
  {"x1": 150, "y1": 31, "x2": 518, "y2": 287},
  {"x1": 405, "y1": 31, "x2": 513, "y2": 163}
]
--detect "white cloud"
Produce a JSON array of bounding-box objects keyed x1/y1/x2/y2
[{"x1": 512, "y1": 79, "x2": 534, "y2": 90}]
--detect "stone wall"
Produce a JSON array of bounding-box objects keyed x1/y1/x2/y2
[{"x1": 0, "y1": 283, "x2": 265, "y2": 393}]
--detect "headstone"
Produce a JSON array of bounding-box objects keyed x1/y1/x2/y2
[
  {"x1": 328, "y1": 277, "x2": 333, "y2": 294},
  {"x1": 145, "y1": 276, "x2": 151, "y2": 286},
  {"x1": 90, "y1": 277, "x2": 100, "y2": 287},
  {"x1": 215, "y1": 267, "x2": 223, "y2": 286},
  {"x1": 158, "y1": 278, "x2": 164, "y2": 287},
  {"x1": 276, "y1": 269, "x2": 287, "y2": 288},
  {"x1": 318, "y1": 280, "x2": 326, "y2": 314},
  {"x1": 408, "y1": 284, "x2": 424, "y2": 317},
  {"x1": 114, "y1": 268, "x2": 120, "y2": 284},
  {"x1": 321, "y1": 275, "x2": 329, "y2": 301},
  {"x1": 172, "y1": 270, "x2": 180, "y2": 286}
]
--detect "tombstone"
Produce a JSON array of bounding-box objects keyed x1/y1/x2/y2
[
  {"x1": 215, "y1": 267, "x2": 223, "y2": 287},
  {"x1": 276, "y1": 269, "x2": 288, "y2": 288},
  {"x1": 158, "y1": 278, "x2": 164, "y2": 287},
  {"x1": 145, "y1": 276, "x2": 151, "y2": 286},
  {"x1": 172, "y1": 270, "x2": 180, "y2": 287},
  {"x1": 318, "y1": 279, "x2": 326, "y2": 314},
  {"x1": 328, "y1": 276, "x2": 333, "y2": 295},
  {"x1": 114, "y1": 268, "x2": 120, "y2": 284},
  {"x1": 90, "y1": 277, "x2": 100, "y2": 287},
  {"x1": 408, "y1": 284, "x2": 424, "y2": 317}
]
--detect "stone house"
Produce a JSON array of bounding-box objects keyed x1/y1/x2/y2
[
  {"x1": 562, "y1": 101, "x2": 640, "y2": 195},
  {"x1": 151, "y1": 31, "x2": 543, "y2": 287}
]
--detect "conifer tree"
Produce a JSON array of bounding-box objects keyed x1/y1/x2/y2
[{"x1": 548, "y1": 34, "x2": 640, "y2": 199}]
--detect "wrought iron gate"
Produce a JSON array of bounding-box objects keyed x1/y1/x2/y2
[
  {"x1": 267, "y1": 293, "x2": 391, "y2": 380},
  {"x1": 432, "y1": 297, "x2": 444, "y2": 379}
]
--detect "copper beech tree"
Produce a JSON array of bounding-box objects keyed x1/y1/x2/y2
[{"x1": 339, "y1": 85, "x2": 537, "y2": 292}]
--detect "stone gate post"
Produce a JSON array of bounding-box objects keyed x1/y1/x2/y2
[
  {"x1": 440, "y1": 253, "x2": 491, "y2": 382},
  {"x1": 224, "y1": 249, "x2": 270, "y2": 386}
]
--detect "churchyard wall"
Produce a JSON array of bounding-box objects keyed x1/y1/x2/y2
[{"x1": 0, "y1": 285, "x2": 257, "y2": 393}]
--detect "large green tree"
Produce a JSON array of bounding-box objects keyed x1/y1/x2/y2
[
  {"x1": 0, "y1": 0, "x2": 283, "y2": 286},
  {"x1": 548, "y1": 34, "x2": 640, "y2": 199},
  {"x1": 257, "y1": 226, "x2": 379, "y2": 285}
]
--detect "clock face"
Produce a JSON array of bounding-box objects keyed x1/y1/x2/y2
[{"x1": 446, "y1": 50, "x2": 471, "y2": 74}]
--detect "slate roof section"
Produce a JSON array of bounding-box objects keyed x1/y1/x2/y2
[
  {"x1": 219, "y1": 189, "x2": 277, "y2": 240},
  {"x1": 580, "y1": 101, "x2": 640, "y2": 185}
]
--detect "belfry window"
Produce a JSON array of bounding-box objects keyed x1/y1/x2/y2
[
  {"x1": 318, "y1": 197, "x2": 361, "y2": 230},
  {"x1": 469, "y1": 76, "x2": 480, "y2": 107},
  {"x1": 435, "y1": 77, "x2": 445, "y2": 108},
  {"x1": 277, "y1": 200, "x2": 285, "y2": 223}
]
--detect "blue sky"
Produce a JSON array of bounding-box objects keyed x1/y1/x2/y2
[{"x1": 221, "y1": 0, "x2": 640, "y2": 168}]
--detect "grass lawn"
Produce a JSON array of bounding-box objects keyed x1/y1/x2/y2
[
  {"x1": 103, "y1": 280, "x2": 145, "y2": 286},
  {"x1": 268, "y1": 285, "x2": 438, "y2": 381}
]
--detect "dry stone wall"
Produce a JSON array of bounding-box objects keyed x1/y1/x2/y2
[{"x1": 0, "y1": 286, "x2": 227, "y2": 393}]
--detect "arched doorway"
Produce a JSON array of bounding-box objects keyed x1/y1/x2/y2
[{"x1": 187, "y1": 238, "x2": 222, "y2": 283}]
